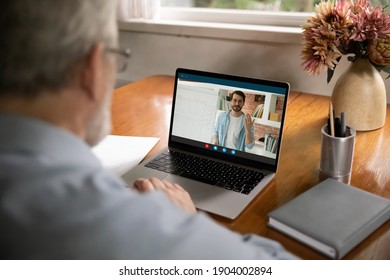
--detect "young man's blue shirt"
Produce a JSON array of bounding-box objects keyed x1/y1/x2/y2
[{"x1": 213, "y1": 110, "x2": 255, "y2": 151}]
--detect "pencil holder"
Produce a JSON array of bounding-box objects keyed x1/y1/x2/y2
[{"x1": 319, "y1": 125, "x2": 356, "y2": 184}]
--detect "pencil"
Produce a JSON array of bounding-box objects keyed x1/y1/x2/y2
[{"x1": 329, "y1": 101, "x2": 335, "y2": 137}]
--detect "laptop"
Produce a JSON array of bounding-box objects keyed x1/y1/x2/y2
[{"x1": 122, "y1": 68, "x2": 290, "y2": 219}]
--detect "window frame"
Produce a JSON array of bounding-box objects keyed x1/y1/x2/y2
[
  {"x1": 118, "y1": 6, "x2": 307, "y2": 45},
  {"x1": 159, "y1": 7, "x2": 312, "y2": 28}
]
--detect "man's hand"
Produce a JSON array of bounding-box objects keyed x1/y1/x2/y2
[
  {"x1": 244, "y1": 113, "x2": 255, "y2": 132},
  {"x1": 244, "y1": 113, "x2": 255, "y2": 146},
  {"x1": 133, "y1": 177, "x2": 197, "y2": 214}
]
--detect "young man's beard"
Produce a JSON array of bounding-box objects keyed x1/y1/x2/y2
[{"x1": 232, "y1": 105, "x2": 242, "y2": 112}]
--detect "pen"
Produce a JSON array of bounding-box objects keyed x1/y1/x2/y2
[
  {"x1": 329, "y1": 101, "x2": 335, "y2": 137},
  {"x1": 340, "y1": 112, "x2": 346, "y2": 137},
  {"x1": 335, "y1": 117, "x2": 341, "y2": 137}
]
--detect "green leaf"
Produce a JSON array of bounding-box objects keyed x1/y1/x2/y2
[
  {"x1": 347, "y1": 55, "x2": 356, "y2": 63},
  {"x1": 327, "y1": 68, "x2": 335, "y2": 83},
  {"x1": 369, "y1": 63, "x2": 390, "y2": 78},
  {"x1": 380, "y1": 66, "x2": 390, "y2": 74},
  {"x1": 379, "y1": 66, "x2": 390, "y2": 79},
  {"x1": 327, "y1": 56, "x2": 342, "y2": 83}
]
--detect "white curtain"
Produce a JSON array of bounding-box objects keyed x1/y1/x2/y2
[{"x1": 118, "y1": 0, "x2": 161, "y2": 20}]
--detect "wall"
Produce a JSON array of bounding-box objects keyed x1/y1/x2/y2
[{"x1": 117, "y1": 25, "x2": 390, "y2": 102}]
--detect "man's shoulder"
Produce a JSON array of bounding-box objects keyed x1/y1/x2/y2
[{"x1": 219, "y1": 110, "x2": 230, "y2": 118}]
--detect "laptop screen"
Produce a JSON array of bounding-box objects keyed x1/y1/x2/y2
[{"x1": 169, "y1": 68, "x2": 289, "y2": 172}]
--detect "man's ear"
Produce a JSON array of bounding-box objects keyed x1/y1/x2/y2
[{"x1": 81, "y1": 43, "x2": 105, "y2": 102}]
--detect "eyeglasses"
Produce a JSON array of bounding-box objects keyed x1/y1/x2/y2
[{"x1": 106, "y1": 47, "x2": 131, "y2": 72}]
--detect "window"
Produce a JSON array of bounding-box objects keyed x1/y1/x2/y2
[
  {"x1": 162, "y1": 0, "x2": 390, "y2": 13},
  {"x1": 118, "y1": 0, "x2": 306, "y2": 42},
  {"x1": 162, "y1": 0, "x2": 317, "y2": 12},
  {"x1": 158, "y1": 0, "x2": 390, "y2": 28}
]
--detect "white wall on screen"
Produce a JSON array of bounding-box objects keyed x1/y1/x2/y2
[{"x1": 171, "y1": 81, "x2": 218, "y2": 143}]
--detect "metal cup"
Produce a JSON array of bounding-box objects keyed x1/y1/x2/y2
[{"x1": 319, "y1": 125, "x2": 356, "y2": 184}]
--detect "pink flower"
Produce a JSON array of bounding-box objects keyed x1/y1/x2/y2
[
  {"x1": 301, "y1": 0, "x2": 390, "y2": 81},
  {"x1": 350, "y1": 5, "x2": 390, "y2": 41}
]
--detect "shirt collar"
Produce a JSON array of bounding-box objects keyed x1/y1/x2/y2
[{"x1": 0, "y1": 112, "x2": 101, "y2": 168}]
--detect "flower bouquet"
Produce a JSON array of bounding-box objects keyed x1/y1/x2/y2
[{"x1": 301, "y1": 0, "x2": 390, "y2": 83}]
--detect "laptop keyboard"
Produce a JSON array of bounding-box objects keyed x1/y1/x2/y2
[{"x1": 145, "y1": 150, "x2": 265, "y2": 195}]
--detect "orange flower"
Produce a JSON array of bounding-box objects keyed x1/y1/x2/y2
[
  {"x1": 301, "y1": 0, "x2": 352, "y2": 77},
  {"x1": 368, "y1": 36, "x2": 390, "y2": 66}
]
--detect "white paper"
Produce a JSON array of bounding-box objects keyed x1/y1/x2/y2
[{"x1": 92, "y1": 135, "x2": 160, "y2": 176}]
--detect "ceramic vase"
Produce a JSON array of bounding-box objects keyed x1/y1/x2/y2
[{"x1": 331, "y1": 59, "x2": 387, "y2": 131}]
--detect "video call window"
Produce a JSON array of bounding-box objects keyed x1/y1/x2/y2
[{"x1": 172, "y1": 79, "x2": 286, "y2": 160}]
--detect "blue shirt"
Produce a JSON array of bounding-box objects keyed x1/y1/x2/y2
[
  {"x1": 213, "y1": 110, "x2": 255, "y2": 151},
  {"x1": 0, "y1": 113, "x2": 296, "y2": 259}
]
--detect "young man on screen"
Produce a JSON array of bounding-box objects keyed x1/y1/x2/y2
[
  {"x1": 212, "y1": 90, "x2": 255, "y2": 151},
  {"x1": 0, "y1": 0, "x2": 295, "y2": 259}
]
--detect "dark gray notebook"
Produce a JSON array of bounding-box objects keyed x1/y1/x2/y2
[{"x1": 268, "y1": 178, "x2": 390, "y2": 259}]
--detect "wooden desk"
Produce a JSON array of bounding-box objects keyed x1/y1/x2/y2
[{"x1": 112, "y1": 75, "x2": 390, "y2": 259}]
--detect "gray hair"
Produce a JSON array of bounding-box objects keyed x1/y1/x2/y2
[{"x1": 0, "y1": 0, "x2": 118, "y2": 96}]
